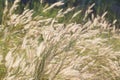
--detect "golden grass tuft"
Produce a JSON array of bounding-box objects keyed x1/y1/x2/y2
[{"x1": 0, "y1": 0, "x2": 120, "y2": 80}]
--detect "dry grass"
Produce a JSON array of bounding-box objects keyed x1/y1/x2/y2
[{"x1": 0, "y1": 0, "x2": 120, "y2": 80}]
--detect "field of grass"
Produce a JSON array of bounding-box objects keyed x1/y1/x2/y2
[{"x1": 0, "y1": 0, "x2": 120, "y2": 80}]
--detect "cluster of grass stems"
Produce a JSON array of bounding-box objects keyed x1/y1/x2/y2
[{"x1": 0, "y1": 0, "x2": 120, "y2": 80}]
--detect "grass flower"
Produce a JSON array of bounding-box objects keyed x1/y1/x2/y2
[{"x1": 0, "y1": 0, "x2": 120, "y2": 80}]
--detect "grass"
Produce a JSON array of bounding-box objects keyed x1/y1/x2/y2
[
  {"x1": 0, "y1": 0, "x2": 120, "y2": 80},
  {"x1": 1, "y1": 0, "x2": 120, "y2": 24}
]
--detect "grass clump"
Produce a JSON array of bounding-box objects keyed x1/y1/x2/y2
[{"x1": 0, "y1": 0, "x2": 120, "y2": 80}]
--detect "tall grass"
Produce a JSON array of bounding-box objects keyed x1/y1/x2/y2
[{"x1": 0, "y1": 0, "x2": 120, "y2": 80}]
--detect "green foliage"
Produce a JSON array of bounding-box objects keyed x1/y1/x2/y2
[
  {"x1": 0, "y1": 0, "x2": 5, "y2": 24},
  {"x1": 0, "y1": 64, "x2": 6, "y2": 80}
]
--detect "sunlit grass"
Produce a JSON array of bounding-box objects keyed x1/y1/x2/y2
[{"x1": 0, "y1": 0, "x2": 120, "y2": 80}]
